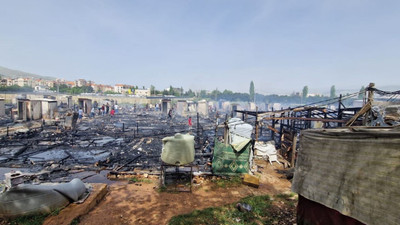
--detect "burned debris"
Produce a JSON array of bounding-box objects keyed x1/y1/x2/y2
[
  {"x1": 0, "y1": 96, "x2": 219, "y2": 187},
  {"x1": 0, "y1": 84, "x2": 399, "y2": 223}
]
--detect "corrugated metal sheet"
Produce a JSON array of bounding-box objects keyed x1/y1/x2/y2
[{"x1": 292, "y1": 128, "x2": 400, "y2": 225}]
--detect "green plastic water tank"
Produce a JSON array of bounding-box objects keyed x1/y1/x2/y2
[{"x1": 161, "y1": 133, "x2": 195, "y2": 165}]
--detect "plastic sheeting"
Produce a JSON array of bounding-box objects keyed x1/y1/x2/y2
[
  {"x1": 0, "y1": 178, "x2": 87, "y2": 217},
  {"x1": 227, "y1": 118, "x2": 253, "y2": 147},
  {"x1": 292, "y1": 128, "x2": 400, "y2": 225},
  {"x1": 254, "y1": 141, "x2": 280, "y2": 165},
  {"x1": 161, "y1": 133, "x2": 195, "y2": 165}
]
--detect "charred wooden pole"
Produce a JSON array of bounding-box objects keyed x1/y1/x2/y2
[
  {"x1": 363, "y1": 83, "x2": 375, "y2": 126},
  {"x1": 196, "y1": 112, "x2": 200, "y2": 142},
  {"x1": 255, "y1": 107, "x2": 259, "y2": 141},
  {"x1": 271, "y1": 108, "x2": 275, "y2": 141},
  {"x1": 338, "y1": 94, "x2": 343, "y2": 127},
  {"x1": 279, "y1": 110, "x2": 284, "y2": 149},
  {"x1": 291, "y1": 134, "x2": 297, "y2": 167},
  {"x1": 307, "y1": 109, "x2": 312, "y2": 129},
  {"x1": 224, "y1": 122, "x2": 229, "y2": 145}
]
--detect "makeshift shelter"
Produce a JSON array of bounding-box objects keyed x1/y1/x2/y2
[
  {"x1": 176, "y1": 100, "x2": 187, "y2": 116},
  {"x1": 212, "y1": 118, "x2": 253, "y2": 175},
  {"x1": 78, "y1": 98, "x2": 92, "y2": 115},
  {"x1": 197, "y1": 100, "x2": 208, "y2": 118},
  {"x1": 161, "y1": 99, "x2": 171, "y2": 115},
  {"x1": 292, "y1": 127, "x2": 400, "y2": 225},
  {"x1": 30, "y1": 100, "x2": 42, "y2": 120},
  {"x1": 17, "y1": 99, "x2": 31, "y2": 121},
  {"x1": 41, "y1": 100, "x2": 58, "y2": 119}
]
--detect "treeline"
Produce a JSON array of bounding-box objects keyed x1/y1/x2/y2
[
  {"x1": 155, "y1": 86, "x2": 331, "y2": 104},
  {"x1": 0, "y1": 85, "x2": 34, "y2": 92},
  {"x1": 50, "y1": 84, "x2": 94, "y2": 94}
]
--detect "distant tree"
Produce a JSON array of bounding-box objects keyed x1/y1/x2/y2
[
  {"x1": 185, "y1": 89, "x2": 195, "y2": 97},
  {"x1": 358, "y1": 86, "x2": 365, "y2": 99},
  {"x1": 249, "y1": 81, "x2": 255, "y2": 102},
  {"x1": 104, "y1": 90, "x2": 119, "y2": 94},
  {"x1": 302, "y1": 86, "x2": 308, "y2": 100},
  {"x1": 199, "y1": 90, "x2": 207, "y2": 98},
  {"x1": 330, "y1": 85, "x2": 336, "y2": 98},
  {"x1": 169, "y1": 85, "x2": 173, "y2": 95},
  {"x1": 150, "y1": 85, "x2": 155, "y2": 95},
  {"x1": 211, "y1": 89, "x2": 220, "y2": 100},
  {"x1": 162, "y1": 89, "x2": 169, "y2": 95},
  {"x1": 0, "y1": 85, "x2": 33, "y2": 92}
]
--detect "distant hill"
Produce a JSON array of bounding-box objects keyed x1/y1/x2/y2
[{"x1": 0, "y1": 66, "x2": 56, "y2": 80}]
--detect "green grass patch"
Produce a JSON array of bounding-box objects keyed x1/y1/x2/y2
[
  {"x1": 5, "y1": 214, "x2": 49, "y2": 225},
  {"x1": 211, "y1": 176, "x2": 242, "y2": 189},
  {"x1": 2, "y1": 207, "x2": 67, "y2": 225},
  {"x1": 168, "y1": 194, "x2": 297, "y2": 225},
  {"x1": 157, "y1": 185, "x2": 167, "y2": 193},
  {"x1": 129, "y1": 177, "x2": 153, "y2": 184},
  {"x1": 70, "y1": 217, "x2": 80, "y2": 225}
]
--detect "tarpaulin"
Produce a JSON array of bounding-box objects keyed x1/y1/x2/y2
[
  {"x1": 212, "y1": 138, "x2": 252, "y2": 175},
  {"x1": 292, "y1": 128, "x2": 400, "y2": 225}
]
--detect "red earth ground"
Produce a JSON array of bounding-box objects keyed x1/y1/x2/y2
[{"x1": 78, "y1": 159, "x2": 293, "y2": 225}]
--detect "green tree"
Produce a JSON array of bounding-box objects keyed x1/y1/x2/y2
[
  {"x1": 199, "y1": 90, "x2": 207, "y2": 98},
  {"x1": 185, "y1": 89, "x2": 195, "y2": 97},
  {"x1": 162, "y1": 89, "x2": 169, "y2": 95},
  {"x1": 302, "y1": 86, "x2": 308, "y2": 100},
  {"x1": 150, "y1": 85, "x2": 155, "y2": 95},
  {"x1": 249, "y1": 81, "x2": 255, "y2": 102},
  {"x1": 358, "y1": 86, "x2": 365, "y2": 99},
  {"x1": 330, "y1": 85, "x2": 336, "y2": 98}
]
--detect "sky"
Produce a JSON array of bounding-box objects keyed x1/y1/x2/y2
[{"x1": 0, "y1": 0, "x2": 399, "y2": 95}]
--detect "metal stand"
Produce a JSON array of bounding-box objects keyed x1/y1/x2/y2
[{"x1": 160, "y1": 163, "x2": 193, "y2": 192}]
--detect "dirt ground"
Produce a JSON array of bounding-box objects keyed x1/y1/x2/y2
[{"x1": 78, "y1": 159, "x2": 292, "y2": 225}]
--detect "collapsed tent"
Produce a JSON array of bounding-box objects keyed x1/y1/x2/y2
[
  {"x1": 0, "y1": 178, "x2": 87, "y2": 218},
  {"x1": 292, "y1": 128, "x2": 400, "y2": 225},
  {"x1": 212, "y1": 118, "x2": 253, "y2": 175}
]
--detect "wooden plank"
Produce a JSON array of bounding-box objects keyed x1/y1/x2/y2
[
  {"x1": 291, "y1": 134, "x2": 297, "y2": 167},
  {"x1": 262, "y1": 117, "x2": 346, "y2": 123}
]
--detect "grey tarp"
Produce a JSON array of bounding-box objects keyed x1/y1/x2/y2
[
  {"x1": 0, "y1": 178, "x2": 87, "y2": 217},
  {"x1": 292, "y1": 128, "x2": 400, "y2": 225}
]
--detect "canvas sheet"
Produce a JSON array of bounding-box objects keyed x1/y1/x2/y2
[{"x1": 292, "y1": 128, "x2": 400, "y2": 225}]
